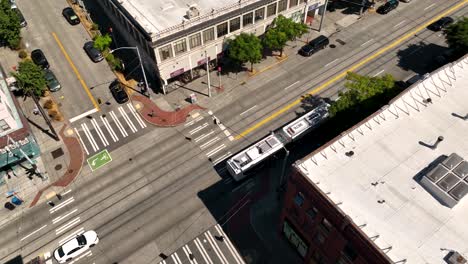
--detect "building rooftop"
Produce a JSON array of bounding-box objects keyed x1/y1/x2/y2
[{"x1": 295, "y1": 55, "x2": 468, "y2": 263}]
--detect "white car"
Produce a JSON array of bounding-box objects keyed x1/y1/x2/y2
[{"x1": 54, "y1": 231, "x2": 99, "y2": 263}]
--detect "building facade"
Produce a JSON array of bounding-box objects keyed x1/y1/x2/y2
[{"x1": 96, "y1": 0, "x2": 326, "y2": 91}]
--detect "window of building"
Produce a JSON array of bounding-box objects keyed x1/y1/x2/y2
[
  {"x1": 217, "y1": 22, "x2": 228, "y2": 38},
  {"x1": 313, "y1": 251, "x2": 327, "y2": 264},
  {"x1": 294, "y1": 192, "x2": 304, "y2": 207},
  {"x1": 254, "y1": 7, "x2": 265, "y2": 22},
  {"x1": 321, "y1": 218, "x2": 332, "y2": 232},
  {"x1": 189, "y1": 33, "x2": 202, "y2": 49},
  {"x1": 337, "y1": 257, "x2": 351, "y2": 264},
  {"x1": 230, "y1": 17, "x2": 241, "y2": 33},
  {"x1": 307, "y1": 207, "x2": 317, "y2": 218},
  {"x1": 0, "y1": 119, "x2": 10, "y2": 132},
  {"x1": 343, "y1": 244, "x2": 358, "y2": 261},
  {"x1": 203, "y1": 28, "x2": 215, "y2": 43},
  {"x1": 289, "y1": 0, "x2": 298, "y2": 8},
  {"x1": 173, "y1": 39, "x2": 187, "y2": 55},
  {"x1": 159, "y1": 44, "x2": 173, "y2": 61},
  {"x1": 278, "y1": 0, "x2": 287, "y2": 12},
  {"x1": 313, "y1": 231, "x2": 326, "y2": 245},
  {"x1": 267, "y1": 3, "x2": 277, "y2": 17},
  {"x1": 283, "y1": 221, "x2": 308, "y2": 257},
  {"x1": 243, "y1": 12, "x2": 253, "y2": 27}
]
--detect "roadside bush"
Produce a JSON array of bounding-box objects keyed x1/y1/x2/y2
[
  {"x1": 91, "y1": 23, "x2": 99, "y2": 31},
  {"x1": 43, "y1": 99, "x2": 54, "y2": 109},
  {"x1": 18, "y1": 50, "x2": 27, "y2": 59},
  {"x1": 105, "y1": 53, "x2": 123, "y2": 71}
]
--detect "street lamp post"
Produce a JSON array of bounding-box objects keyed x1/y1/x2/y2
[
  {"x1": 279, "y1": 147, "x2": 290, "y2": 189},
  {"x1": 205, "y1": 50, "x2": 212, "y2": 97},
  {"x1": 109, "y1": 46, "x2": 150, "y2": 98}
]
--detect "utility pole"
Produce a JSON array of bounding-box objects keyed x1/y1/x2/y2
[
  {"x1": 319, "y1": 0, "x2": 329, "y2": 32},
  {"x1": 205, "y1": 50, "x2": 211, "y2": 97},
  {"x1": 217, "y1": 66, "x2": 222, "y2": 89}
]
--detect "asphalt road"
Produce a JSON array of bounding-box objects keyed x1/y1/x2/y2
[{"x1": 0, "y1": 1, "x2": 466, "y2": 263}]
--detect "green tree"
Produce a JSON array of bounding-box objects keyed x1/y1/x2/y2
[
  {"x1": 329, "y1": 72, "x2": 395, "y2": 116},
  {"x1": 227, "y1": 33, "x2": 262, "y2": 72},
  {"x1": 273, "y1": 15, "x2": 308, "y2": 41},
  {"x1": 444, "y1": 17, "x2": 468, "y2": 56},
  {"x1": 93, "y1": 34, "x2": 112, "y2": 52},
  {"x1": 263, "y1": 28, "x2": 288, "y2": 56},
  {"x1": 0, "y1": 0, "x2": 21, "y2": 49},
  {"x1": 12, "y1": 59, "x2": 47, "y2": 97}
]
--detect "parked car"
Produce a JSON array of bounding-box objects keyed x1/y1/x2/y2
[
  {"x1": 31, "y1": 49, "x2": 49, "y2": 69},
  {"x1": 9, "y1": 0, "x2": 16, "y2": 9},
  {"x1": 62, "y1": 7, "x2": 80, "y2": 25},
  {"x1": 400, "y1": 0, "x2": 411, "y2": 3},
  {"x1": 377, "y1": 0, "x2": 399, "y2": 14},
  {"x1": 427, "y1": 17, "x2": 454, "y2": 31},
  {"x1": 44, "y1": 69, "x2": 61, "y2": 92},
  {"x1": 299, "y1": 35, "x2": 329, "y2": 57},
  {"x1": 53, "y1": 230, "x2": 99, "y2": 263},
  {"x1": 12, "y1": 7, "x2": 27, "y2": 27},
  {"x1": 109, "y1": 80, "x2": 129, "y2": 104},
  {"x1": 83, "y1": 41, "x2": 104, "y2": 62}
]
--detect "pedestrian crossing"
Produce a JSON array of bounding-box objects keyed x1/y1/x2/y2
[
  {"x1": 74, "y1": 103, "x2": 147, "y2": 156},
  {"x1": 159, "y1": 224, "x2": 245, "y2": 264}
]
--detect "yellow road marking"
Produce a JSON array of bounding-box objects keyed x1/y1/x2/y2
[
  {"x1": 52, "y1": 32, "x2": 100, "y2": 110},
  {"x1": 235, "y1": 0, "x2": 467, "y2": 140}
]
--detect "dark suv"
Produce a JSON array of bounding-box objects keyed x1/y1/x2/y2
[
  {"x1": 428, "y1": 17, "x2": 454, "y2": 31},
  {"x1": 377, "y1": 0, "x2": 399, "y2": 14},
  {"x1": 109, "y1": 80, "x2": 129, "y2": 104},
  {"x1": 299, "y1": 35, "x2": 329, "y2": 57},
  {"x1": 31, "y1": 49, "x2": 49, "y2": 69},
  {"x1": 83, "y1": 41, "x2": 104, "y2": 62}
]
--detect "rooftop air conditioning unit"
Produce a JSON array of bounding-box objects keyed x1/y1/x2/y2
[
  {"x1": 447, "y1": 251, "x2": 467, "y2": 264},
  {"x1": 186, "y1": 6, "x2": 200, "y2": 19}
]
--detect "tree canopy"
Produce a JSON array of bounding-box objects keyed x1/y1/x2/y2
[
  {"x1": 263, "y1": 28, "x2": 288, "y2": 56},
  {"x1": 444, "y1": 17, "x2": 468, "y2": 56},
  {"x1": 93, "y1": 34, "x2": 112, "y2": 52},
  {"x1": 12, "y1": 59, "x2": 47, "y2": 97},
  {"x1": 0, "y1": 0, "x2": 21, "y2": 49},
  {"x1": 227, "y1": 33, "x2": 262, "y2": 72},
  {"x1": 273, "y1": 15, "x2": 308, "y2": 41}
]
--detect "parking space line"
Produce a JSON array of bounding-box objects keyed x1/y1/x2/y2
[
  {"x1": 82, "y1": 123, "x2": 99, "y2": 152},
  {"x1": 101, "y1": 116, "x2": 118, "y2": 142},
  {"x1": 195, "y1": 130, "x2": 215, "y2": 143},
  {"x1": 206, "y1": 144, "x2": 226, "y2": 157},
  {"x1": 189, "y1": 123, "x2": 209, "y2": 135},
  {"x1": 128, "y1": 103, "x2": 147, "y2": 128},
  {"x1": 424, "y1": 3, "x2": 435, "y2": 10},
  {"x1": 324, "y1": 58, "x2": 339, "y2": 68},
  {"x1": 74, "y1": 128, "x2": 89, "y2": 155},
  {"x1": 393, "y1": 20, "x2": 406, "y2": 28},
  {"x1": 195, "y1": 238, "x2": 212, "y2": 264},
  {"x1": 239, "y1": 105, "x2": 258, "y2": 116},
  {"x1": 110, "y1": 111, "x2": 128, "y2": 137},
  {"x1": 215, "y1": 225, "x2": 244, "y2": 264},
  {"x1": 373, "y1": 69, "x2": 385, "y2": 77},
  {"x1": 59, "y1": 227, "x2": 84, "y2": 245},
  {"x1": 200, "y1": 137, "x2": 220, "y2": 149},
  {"x1": 91, "y1": 119, "x2": 109, "y2": 146},
  {"x1": 56, "y1": 217, "x2": 80, "y2": 235},
  {"x1": 119, "y1": 107, "x2": 137, "y2": 133},
  {"x1": 205, "y1": 232, "x2": 228, "y2": 264},
  {"x1": 360, "y1": 39, "x2": 373, "y2": 47}
]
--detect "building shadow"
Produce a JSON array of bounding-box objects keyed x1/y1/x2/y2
[{"x1": 396, "y1": 42, "x2": 450, "y2": 74}]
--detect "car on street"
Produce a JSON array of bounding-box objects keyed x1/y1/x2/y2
[
  {"x1": 427, "y1": 17, "x2": 454, "y2": 31},
  {"x1": 83, "y1": 41, "x2": 104, "y2": 62},
  {"x1": 44, "y1": 69, "x2": 61, "y2": 92},
  {"x1": 53, "y1": 230, "x2": 99, "y2": 263},
  {"x1": 31, "y1": 49, "x2": 49, "y2": 69},
  {"x1": 62, "y1": 7, "x2": 80, "y2": 25},
  {"x1": 377, "y1": 0, "x2": 399, "y2": 14},
  {"x1": 12, "y1": 7, "x2": 27, "y2": 27},
  {"x1": 400, "y1": 0, "x2": 411, "y2": 3},
  {"x1": 299, "y1": 35, "x2": 329, "y2": 57},
  {"x1": 109, "y1": 79, "x2": 129, "y2": 104}
]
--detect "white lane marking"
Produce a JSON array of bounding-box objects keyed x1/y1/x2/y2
[
  {"x1": 160, "y1": 261, "x2": 166, "y2": 264},
  {"x1": 59, "y1": 227, "x2": 84, "y2": 245},
  {"x1": 185, "y1": 116, "x2": 204, "y2": 127},
  {"x1": 189, "y1": 123, "x2": 209, "y2": 135},
  {"x1": 172, "y1": 253, "x2": 182, "y2": 264},
  {"x1": 284, "y1": 81, "x2": 300, "y2": 90},
  {"x1": 206, "y1": 144, "x2": 226, "y2": 157},
  {"x1": 213, "y1": 152, "x2": 232, "y2": 165},
  {"x1": 393, "y1": 20, "x2": 406, "y2": 28},
  {"x1": 215, "y1": 225, "x2": 245, "y2": 264},
  {"x1": 82, "y1": 123, "x2": 99, "y2": 152},
  {"x1": 69, "y1": 250, "x2": 92, "y2": 264},
  {"x1": 56, "y1": 217, "x2": 80, "y2": 235},
  {"x1": 128, "y1": 103, "x2": 147, "y2": 128},
  {"x1": 183, "y1": 245, "x2": 198, "y2": 264},
  {"x1": 195, "y1": 130, "x2": 215, "y2": 143},
  {"x1": 50, "y1": 197, "x2": 75, "y2": 214},
  {"x1": 195, "y1": 238, "x2": 213, "y2": 264},
  {"x1": 74, "y1": 128, "x2": 89, "y2": 155},
  {"x1": 218, "y1": 124, "x2": 226, "y2": 130},
  {"x1": 119, "y1": 106, "x2": 137, "y2": 133},
  {"x1": 20, "y1": 225, "x2": 47, "y2": 241},
  {"x1": 360, "y1": 39, "x2": 373, "y2": 47},
  {"x1": 110, "y1": 111, "x2": 128, "y2": 137},
  {"x1": 228, "y1": 136, "x2": 235, "y2": 141},
  {"x1": 101, "y1": 116, "x2": 118, "y2": 142},
  {"x1": 52, "y1": 208, "x2": 78, "y2": 224},
  {"x1": 200, "y1": 137, "x2": 220, "y2": 149},
  {"x1": 424, "y1": 3, "x2": 435, "y2": 10},
  {"x1": 372, "y1": 69, "x2": 385, "y2": 77},
  {"x1": 324, "y1": 58, "x2": 339, "y2": 68},
  {"x1": 239, "y1": 105, "x2": 257, "y2": 116},
  {"x1": 61, "y1": 189, "x2": 72, "y2": 196},
  {"x1": 186, "y1": 245, "x2": 199, "y2": 264},
  {"x1": 91, "y1": 119, "x2": 109, "y2": 146},
  {"x1": 205, "y1": 231, "x2": 228, "y2": 264},
  {"x1": 223, "y1": 129, "x2": 231, "y2": 138},
  {"x1": 69, "y1": 108, "x2": 98, "y2": 123}
]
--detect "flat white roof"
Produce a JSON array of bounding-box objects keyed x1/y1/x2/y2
[{"x1": 296, "y1": 55, "x2": 468, "y2": 263}]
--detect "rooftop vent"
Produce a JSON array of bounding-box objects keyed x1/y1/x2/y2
[
  {"x1": 186, "y1": 5, "x2": 200, "y2": 19},
  {"x1": 446, "y1": 251, "x2": 467, "y2": 264}
]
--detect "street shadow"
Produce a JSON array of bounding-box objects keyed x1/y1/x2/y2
[
  {"x1": 328, "y1": 0, "x2": 369, "y2": 15},
  {"x1": 26, "y1": 117, "x2": 59, "y2": 141},
  {"x1": 396, "y1": 42, "x2": 450, "y2": 74}
]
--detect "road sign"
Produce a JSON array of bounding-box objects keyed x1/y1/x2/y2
[{"x1": 87, "y1": 149, "x2": 112, "y2": 171}]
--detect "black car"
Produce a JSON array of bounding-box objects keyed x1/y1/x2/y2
[
  {"x1": 109, "y1": 80, "x2": 129, "y2": 104},
  {"x1": 299, "y1": 35, "x2": 329, "y2": 57},
  {"x1": 31, "y1": 49, "x2": 49, "y2": 69},
  {"x1": 377, "y1": 0, "x2": 399, "y2": 14},
  {"x1": 83, "y1": 41, "x2": 104, "y2": 63},
  {"x1": 427, "y1": 17, "x2": 454, "y2": 31},
  {"x1": 12, "y1": 8, "x2": 26, "y2": 27},
  {"x1": 62, "y1": 7, "x2": 80, "y2": 25}
]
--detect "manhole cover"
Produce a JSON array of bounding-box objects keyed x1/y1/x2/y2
[
  {"x1": 55, "y1": 164, "x2": 63, "y2": 170},
  {"x1": 51, "y1": 148, "x2": 64, "y2": 159},
  {"x1": 330, "y1": 44, "x2": 336, "y2": 48},
  {"x1": 336, "y1": 39, "x2": 346, "y2": 45}
]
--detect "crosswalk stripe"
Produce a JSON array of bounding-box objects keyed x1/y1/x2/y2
[
  {"x1": 215, "y1": 225, "x2": 244, "y2": 264},
  {"x1": 174, "y1": 252, "x2": 183, "y2": 264},
  {"x1": 101, "y1": 116, "x2": 118, "y2": 142},
  {"x1": 194, "y1": 238, "x2": 212, "y2": 264},
  {"x1": 189, "y1": 123, "x2": 209, "y2": 135},
  {"x1": 110, "y1": 111, "x2": 128, "y2": 137},
  {"x1": 206, "y1": 144, "x2": 226, "y2": 157},
  {"x1": 183, "y1": 245, "x2": 198, "y2": 264},
  {"x1": 200, "y1": 137, "x2": 220, "y2": 150},
  {"x1": 127, "y1": 103, "x2": 147, "y2": 128},
  {"x1": 91, "y1": 119, "x2": 109, "y2": 146},
  {"x1": 171, "y1": 254, "x2": 180, "y2": 264},
  {"x1": 74, "y1": 128, "x2": 89, "y2": 155},
  {"x1": 82, "y1": 123, "x2": 98, "y2": 151},
  {"x1": 119, "y1": 106, "x2": 137, "y2": 133},
  {"x1": 204, "y1": 232, "x2": 227, "y2": 264}
]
